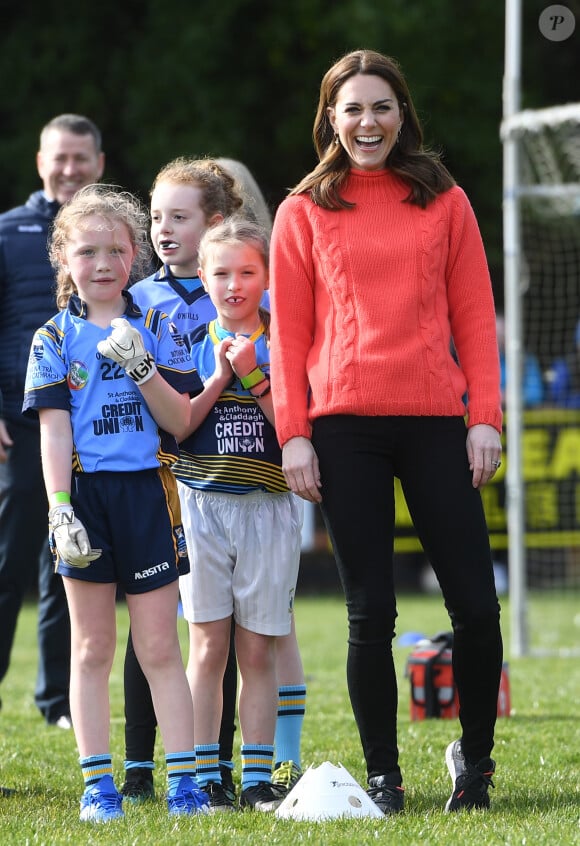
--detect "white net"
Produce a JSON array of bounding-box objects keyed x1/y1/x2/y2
[{"x1": 501, "y1": 104, "x2": 580, "y2": 655}]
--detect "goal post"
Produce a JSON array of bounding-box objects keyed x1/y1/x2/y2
[{"x1": 500, "y1": 100, "x2": 580, "y2": 657}]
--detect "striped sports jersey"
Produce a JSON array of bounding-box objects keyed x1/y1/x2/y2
[
  {"x1": 22, "y1": 291, "x2": 202, "y2": 472},
  {"x1": 176, "y1": 319, "x2": 288, "y2": 494},
  {"x1": 129, "y1": 266, "x2": 218, "y2": 364}
]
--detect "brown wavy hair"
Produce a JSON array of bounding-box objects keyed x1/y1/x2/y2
[
  {"x1": 291, "y1": 49, "x2": 455, "y2": 209},
  {"x1": 151, "y1": 157, "x2": 244, "y2": 221}
]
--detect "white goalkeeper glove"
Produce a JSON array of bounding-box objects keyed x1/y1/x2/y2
[
  {"x1": 49, "y1": 505, "x2": 102, "y2": 568},
  {"x1": 97, "y1": 318, "x2": 157, "y2": 385}
]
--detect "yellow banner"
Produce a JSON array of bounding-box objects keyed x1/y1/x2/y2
[{"x1": 394, "y1": 409, "x2": 580, "y2": 552}]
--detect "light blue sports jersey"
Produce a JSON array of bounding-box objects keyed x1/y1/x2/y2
[
  {"x1": 22, "y1": 291, "x2": 202, "y2": 473},
  {"x1": 129, "y1": 265, "x2": 270, "y2": 340},
  {"x1": 129, "y1": 267, "x2": 218, "y2": 371},
  {"x1": 176, "y1": 319, "x2": 287, "y2": 494}
]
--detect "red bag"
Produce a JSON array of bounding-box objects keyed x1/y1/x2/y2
[{"x1": 405, "y1": 632, "x2": 511, "y2": 720}]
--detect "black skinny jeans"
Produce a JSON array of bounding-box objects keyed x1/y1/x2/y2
[{"x1": 312, "y1": 415, "x2": 503, "y2": 782}]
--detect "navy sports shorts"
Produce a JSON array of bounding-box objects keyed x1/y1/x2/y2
[{"x1": 55, "y1": 466, "x2": 190, "y2": 594}]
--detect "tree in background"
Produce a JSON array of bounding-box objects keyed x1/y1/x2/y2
[{"x1": 0, "y1": 0, "x2": 577, "y2": 295}]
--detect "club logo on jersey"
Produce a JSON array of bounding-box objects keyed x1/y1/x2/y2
[
  {"x1": 67, "y1": 360, "x2": 89, "y2": 391},
  {"x1": 32, "y1": 340, "x2": 44, "y2": 361},
  {"x1": 168, "y1": 321, "x2": 185, "y2": 347},
  {"x1": 174, "y1": 524, "x2": 189, "y2": 560}
]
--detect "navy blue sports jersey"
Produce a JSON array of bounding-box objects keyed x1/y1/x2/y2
[
  {"x1": 22, "y1": 291, "x2": 202, "y2": 472},
  {"x1": 177, "y1": 319, "x2": 287, "y2": 494}
]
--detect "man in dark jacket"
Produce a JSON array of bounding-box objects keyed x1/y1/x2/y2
[
  {"x1": 0, "y1": 386, "x2": 14, "y2": 795},
  {"x1": 0, "y1": 114, "x2": 104, "y2": 726}
]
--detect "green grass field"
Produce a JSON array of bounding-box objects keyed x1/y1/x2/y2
[{"x1": 0, "y1": 594, "x2": 579, "y2": 845}]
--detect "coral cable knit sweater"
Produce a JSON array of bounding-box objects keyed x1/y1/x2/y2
[{"x1": 269, "y1": 168, "x2": 502, "y2": 447}]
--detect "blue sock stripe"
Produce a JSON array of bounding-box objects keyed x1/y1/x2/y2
[
  {"x1": 165, "y1": 752, "x2": 196, "y2": 764},
  {"x1": 124, "y1": 760, "x2": 155, "y2": 771},
  {"x1": 278, "y1": 685, "x2": 307, "y2": 696}
]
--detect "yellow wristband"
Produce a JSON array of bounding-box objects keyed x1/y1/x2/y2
[
  {"x1": 240, "y1": 367, "x2": 266, "y2": 389},
  {"x1": 51, "y1": 491, "x2": 71, "y2": 506}
]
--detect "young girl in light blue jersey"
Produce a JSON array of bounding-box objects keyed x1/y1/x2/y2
[{"x1": 22, "y1": 184, "x2": 208, "y2": 822}]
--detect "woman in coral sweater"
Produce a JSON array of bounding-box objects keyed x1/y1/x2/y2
[{"x1": 269, "y1": 49, "x2": 503, "y2": 816}]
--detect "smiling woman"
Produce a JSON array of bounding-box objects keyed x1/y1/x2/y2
[
  {"x1": 327, "y1": 74, "x2": 402, "y2": 171},
  {"x1": 268, "y1": 48, "x2": 504, "y2": 817}
]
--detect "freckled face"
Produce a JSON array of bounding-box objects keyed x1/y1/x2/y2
[
  {"x1": 327, "y1": 73, "x2": 403, "y2": 171},
  {"x1": 61, "y1": 215, "x2": 137, "y2": 304}
]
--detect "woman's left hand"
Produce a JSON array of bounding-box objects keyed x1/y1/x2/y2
[{"x1": 466, "y1": 423, "x2": 502, "y2": 489}]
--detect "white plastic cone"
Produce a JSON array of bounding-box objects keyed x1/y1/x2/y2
[{"x1": 275, "y1": 761, "x2": 384, "y2": 820}]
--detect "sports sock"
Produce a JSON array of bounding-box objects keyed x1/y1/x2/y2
[
  {"x1": 241, "y1": 744, "x2": 274, "y2": 790},
  {"x1": 165, "y1": 751, "x2": 196, "y2": 796},
  {"x1": 124, "y1": 759, "x2": 154, "y2": 772},
  {"x1": 195, "y1": 743, "x2": 221, "y2": 787},
  {"x1": 274, "y1": 683, "x2": 306, "y2": 767},
  {"x1": 80, "y1": 754, "x2": 113, "y2": 789}
]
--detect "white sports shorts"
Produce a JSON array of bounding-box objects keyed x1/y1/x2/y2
[{"x1": 178, "y1": 484, "x2": 303, "y2": 636}]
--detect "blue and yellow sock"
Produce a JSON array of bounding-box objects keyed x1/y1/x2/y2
[
  {"x1": 274, "y1": 683, "x2": 306, "y2": 767},
  {"x1": 241, "y1": 744, "x2": 274, "y2": 790},
  {"x1": 165, "y1": 751, "x2": 196, "y2": 796},
  {"x1": 80, "y1": 754, "x2": 113, "y2": 789},
  {"x1": 195, "y1": 743, "x2": 220, "y2": 788}
]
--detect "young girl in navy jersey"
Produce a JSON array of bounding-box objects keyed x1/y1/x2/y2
[
  {"x1": 22, "y1": 184, "x2": 208, "y2": 822},
  {"x1": 177, "y1": 217, "x2": 303, "y2": 812}
]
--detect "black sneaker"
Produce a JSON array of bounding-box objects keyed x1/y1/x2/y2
[
  {"x1": 367, "y1": 774, "x2": 405, "y2": 815},
  {"x1": 201, "y1": 780, "x2": 236, "y2": 813},
  {"x1": 445, "y1": 739, "x2": 495, "y2": 811},
  {"x1": 121, "y1": 767, "x2": 155, "y2": 803},
  {"x1": 240, "y1": 781, "x2": 284, "y2": 812},
  {"x1": 219, "y1": 765, "x2": 236, "y2": 804},
  {"x1": 271, "y1": 760, "x2": 302, "y2": 796}
]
